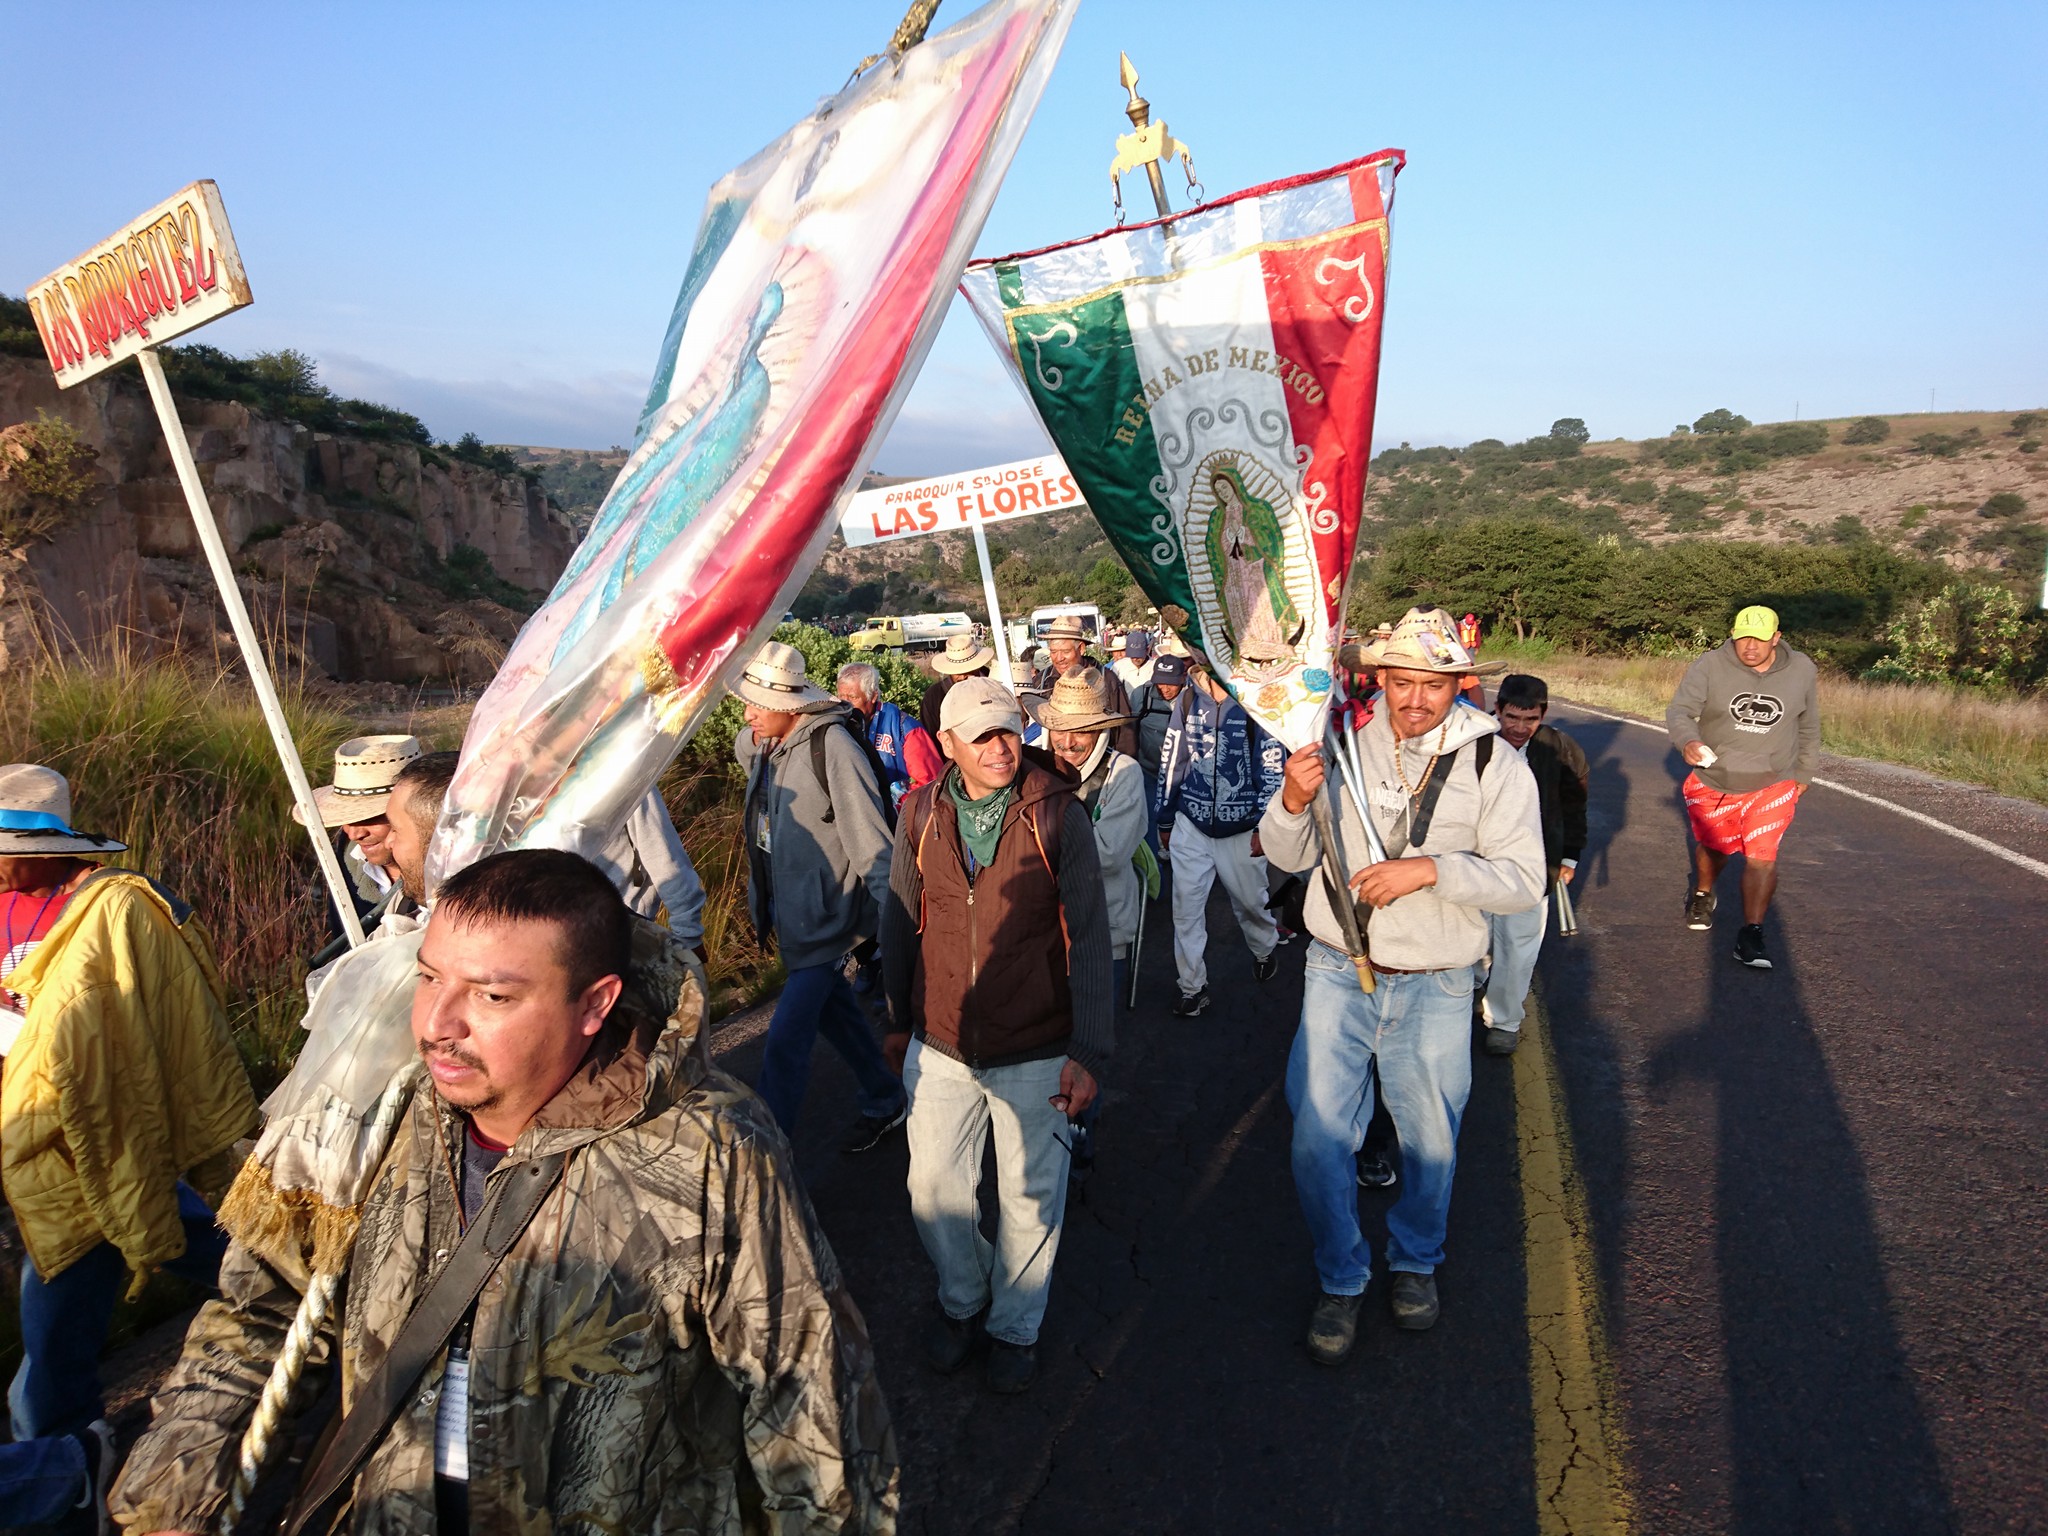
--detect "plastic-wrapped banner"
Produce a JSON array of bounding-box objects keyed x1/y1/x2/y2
[
  {"x1": 427, "y1": 0, "x2": 1076, "y2": 887},
  {"x1": 959, "y1": 151, "x2": 1403, "y2": 751}
]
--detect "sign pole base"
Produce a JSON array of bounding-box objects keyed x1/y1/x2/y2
[{"x1": 136, "y1": 348, "x2": 367, "y2": 950}]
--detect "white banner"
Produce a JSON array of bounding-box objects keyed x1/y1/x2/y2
[
  {"x1": 841, "y1": 451, "x2": 1085, "y2": 548},
  {"x1": 27, "y1": 180, "x2": 252, "y2": 387}
]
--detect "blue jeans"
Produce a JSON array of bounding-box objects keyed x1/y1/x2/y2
[
  {"x1": 757, "y1": 962, "x2": 906, "y2": 1134},
  {"x1": 1286, "y1": 942, "x2": 1477, "y2": 1293},
  {"x1": 0, "y1": 1182, "x2": 227, "y2": 1522}
]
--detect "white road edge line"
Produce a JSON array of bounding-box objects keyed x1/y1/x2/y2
[{"x1": 1552, "y1": 698, "x2": 2048, "y2": 884}]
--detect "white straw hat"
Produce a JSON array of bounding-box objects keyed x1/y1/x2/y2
[
  {"x1": 730, "y1": 641, "x2": 833, "y2": 712},
  {"x1": 932, "y1": 634, "x2": 997, "y2": 676},
  {"x1": 1363, "y1": 608, "x2": 1477, "y2": 674},
  {"x1": 0, "y1": 764, "x2": 126, "y2": 856},
  {"x1": 293, "y1": 735, "x2": 423, "y2": 828}
]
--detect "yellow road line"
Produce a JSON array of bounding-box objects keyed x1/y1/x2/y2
[{"x1": 1517, "y1": 988, "x2": 1632, "y2": 1535}]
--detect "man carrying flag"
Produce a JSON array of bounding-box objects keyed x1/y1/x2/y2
[{"x1": 1259, "y1": 611, "x2": 1543, "y2": 1362}]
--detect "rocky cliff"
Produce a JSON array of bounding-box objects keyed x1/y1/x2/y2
[{"x1": 0, "y1": 355, "x2": 576, "y2": 683}]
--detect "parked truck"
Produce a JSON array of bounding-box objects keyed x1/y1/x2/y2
[{"x1": 849, "y1": 610, "x2": 975, "y2": 653}]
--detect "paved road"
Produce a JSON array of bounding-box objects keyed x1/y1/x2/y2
[{"x1": 736, "y1": 703, "x2": 2048, "y2": 1534}]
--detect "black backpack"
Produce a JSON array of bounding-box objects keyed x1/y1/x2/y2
[{"x1": 808, "y1": 711, "x2": 899, "y2": 831}]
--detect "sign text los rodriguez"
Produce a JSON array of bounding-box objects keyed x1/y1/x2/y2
[
  {"x1": 841, "y1": 451, "x2": 1086, "y2": 548},
  {"x1": 27, "y1": 180, "x2": 252, "y2": 388}
]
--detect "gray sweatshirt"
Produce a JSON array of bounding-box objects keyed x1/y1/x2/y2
[
  {"x1": 1259, "y1": 700, "x2": 1546, "y2": 971},
  {"x1": 735, "y1": 705, "x2": 894, "y2": 973},
  {"x1": 591, "y1": 789, "x2": 707, "y2": 947},
  {"x1": 1665, "y1": 639, "x2": 1821, "y2": 792}
]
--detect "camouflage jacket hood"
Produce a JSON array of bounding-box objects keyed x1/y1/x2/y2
[{"x1": 111, "y1": 923, "x2": 899, "y2": 1535}]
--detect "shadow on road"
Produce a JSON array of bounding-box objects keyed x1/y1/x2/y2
[{"x1": 1645, "y1": 913, "x2": 1956, "y2": 1533}]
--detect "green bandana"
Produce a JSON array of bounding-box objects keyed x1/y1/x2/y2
[{"x1": 947, "y1": 767, "x2": 1014, "y2": 869}]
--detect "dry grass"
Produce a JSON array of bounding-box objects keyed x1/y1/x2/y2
[{"x1": 1490, "y1": 640, "x2": 2048, "y2": 804}]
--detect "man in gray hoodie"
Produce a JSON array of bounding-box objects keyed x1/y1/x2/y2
[
  {"x1": 1664, "y1": 604, "x2": 1821, "y2": 970},
  {"x1": 1260, "y1": 611, "x2": 1544, "y2": 1363},
  {"x1": 733, "y1": 641, "x2": 907, "y2": 1150}
]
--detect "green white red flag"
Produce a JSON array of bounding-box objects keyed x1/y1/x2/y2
[{"x1": 960, "y1": 151, "x2": 1403, "y2": 749}]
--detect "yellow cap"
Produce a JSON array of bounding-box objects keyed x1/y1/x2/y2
[{"x1": 1730, "y1": 604, "x2": 1779, "y2": 641}]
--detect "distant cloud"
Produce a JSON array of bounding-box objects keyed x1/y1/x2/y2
[{"x1": 317, "y1": 352, "x2": 646, "y2": 450}]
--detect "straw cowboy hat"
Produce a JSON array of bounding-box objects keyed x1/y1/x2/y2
[
  {"x1": 1041, "y1": 615, "x2": 1091, "y2": 645},
  {"x1": 1363, "y1": 608, "x2": 1478, "y2": 673},
  {"x1": 0, "y1": 764, "x2": 127, "y2": 857},
  {"x1": 931, "y1": 633, "x2": 997, "y2": 676},
  {"x1": 1025, "y1": 667, "x2": 1134, "y2": 733},
  {"x1": 730, "y1": 640, "x2": 834, "y2": 712},
  {"x1": 292, "y1": 734, "x2": 422, "y2": 828}
]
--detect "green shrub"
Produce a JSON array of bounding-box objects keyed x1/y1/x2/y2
[
  {"x1": 1659, "y1": 486, "x2": 1714, "y2": 531},
  {"x1": 2011, "y1": 412, "x2": 2042, "y2": 436},
  {"x1": 1868, "y1": 582, "x2": 2041, "y2": 690},
  {"x1": 1981, "y1": 491, "x2": 2027, "y2": 519},
  {"x1": 1693, "y1": 408, "x2": 1750, "y2": 435},
  {"x1": 2022, "y1": 439, "x2": 2042, "y2": 455},
  {"x1": 1899, "y1": 505, "x2": 1929, "y2": 529},
  {"x1": 160, "y1": 343, "x2": 434, "y2": 447},
  {"x1": 1828, "y1": 514, "x2": 1871, "y2": 545},
  {"x1": 1617, "y1": 478, "x2": 1657, "y2": 505},
  {"x1": 0, "y1": 411, "x2": 100, "y2": 543},
  {"x1": 1843, "y1": 416, "x2": 1891, "y2": 445},
  {"x1": 1910, "y1": 430, "x2": 1979, "y2": 459}
]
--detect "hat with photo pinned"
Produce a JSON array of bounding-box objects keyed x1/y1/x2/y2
[
  {"x1": 0, "y1": 764, "x2": 127, "y2": 857},
  {"x1": 293, "y1": 734, "x2": 422, "y2": 828},
  {"x1": 1362, "y1": 607, "x2": 1477, "y2": 674}
]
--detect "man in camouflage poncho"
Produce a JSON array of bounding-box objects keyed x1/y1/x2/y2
[{"x1": 112, "y1": 849, "x2": 897, "y2": 1535}]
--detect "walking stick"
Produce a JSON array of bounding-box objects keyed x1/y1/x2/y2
[
  {"x1": 1128, "y1": 885, "x2": 1145, "y2": 1009},
  {"x1": 217, "y1": 1062, "x2": 422, "y2": 1535}
]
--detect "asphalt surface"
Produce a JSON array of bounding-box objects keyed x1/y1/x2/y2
[{"x1": 737, "y1": 703, "x2": 2048, "y2": 1535}]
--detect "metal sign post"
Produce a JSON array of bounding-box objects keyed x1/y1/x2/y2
[{"x1": 29, "y1": 181, "x2": 365, "y2": 948}]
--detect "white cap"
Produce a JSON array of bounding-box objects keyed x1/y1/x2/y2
[{"x1": 939, "y1": 677, "x2": 1024, "y2": 742}]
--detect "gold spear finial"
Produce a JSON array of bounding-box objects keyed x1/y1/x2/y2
[{"x1": 1110, "y1": 51, "x2": 1197, "y2": 221}]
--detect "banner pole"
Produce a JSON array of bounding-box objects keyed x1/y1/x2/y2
[
  {"x1": 136, "y1": 348, "x2": 367, "y2": 949},
  {"x1": 971, "y1": 516, "x2": 1016, "y2": 688}
]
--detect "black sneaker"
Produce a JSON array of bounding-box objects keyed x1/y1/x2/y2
[
  {"x1": 1389, "y1": 1272, "x2": 1440, "y2": 1331},
  {"x1": 841, "y1": 1104, "x2": 907, "y2": 1155},
  {"x1": 924, "y1": 1307, "x2": 986, "y2": 1374},
  {"x1": 1355, "y1": 1149, "x2": 1398, "y2": 1190},
  {"x1": 986, "y1": 1339, "x2": 1038, "y2": 1394},
  {"x1": 1253, "y1": 951, "x2": 1278, "y2": 983},
  {"x1": 1171, "y1": 987, "x2": 1210, "y2": 1017},
  {"x1": 1685, "y1": 889, "x2": 1716, "y2": 930},
  {"x1": 1734, "y1": 924, "x2": 1772, "y2": 969},
  {"x1": 1307, "y1": 1291, "x2": 1364, "y2": 1365},
  {"x1": 1483, "y1": 1026, "x2": 1519, "y2": 1057}
]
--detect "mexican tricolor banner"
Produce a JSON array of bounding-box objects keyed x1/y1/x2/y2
[{"x1": 960, "y1": 150, "x2": 1402, "y2": 750}]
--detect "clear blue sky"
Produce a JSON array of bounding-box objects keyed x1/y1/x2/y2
[{"x1": 5, "y1": 1, "x2": 2042, "y2": 473}]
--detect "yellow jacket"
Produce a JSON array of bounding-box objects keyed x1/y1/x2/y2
[{"x1": 2, "y1": 870, "x2": 258, "y2": 1287}]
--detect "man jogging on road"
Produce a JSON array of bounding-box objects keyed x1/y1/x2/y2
[
  {"x1": 1665, "y1": 605, "x2": 1820, "y2": 970},
  {"x1": 1259, "y1": 612, "x2": 1543, "y2": 1362}
]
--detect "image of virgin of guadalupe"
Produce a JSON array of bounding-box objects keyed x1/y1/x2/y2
[{"x1": 1203, "y1": 463, "x2": 1304, "y2": 666}]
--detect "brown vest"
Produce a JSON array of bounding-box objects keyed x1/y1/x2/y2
[{"x1": 904, "y1": 757, "x2": 1075, "y2": 1067}]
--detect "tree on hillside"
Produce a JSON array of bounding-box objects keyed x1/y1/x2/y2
[
  {"x1": 1843, "y1": 416, "x2": 1891, "y2": 445},
  {"x1": 1358, "y1": 517, "x2": 1612, "y2": 642},
  {"x1": 1692, "y1": 408, "x2": 1750, "y2": 435},
  {"x1": 1549, "y1": 417, "x2": 1590, "y2": 445}
]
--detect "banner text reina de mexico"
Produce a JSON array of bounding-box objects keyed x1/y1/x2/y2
[{"x1": 26, "y1": 180, "x2": 253, "y2": 387}]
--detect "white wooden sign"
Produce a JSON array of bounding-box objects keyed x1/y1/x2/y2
[
  {"x1": 842, "y1": 451, "x2": 1086, "y2": 548},
  {"x1": 26, "y1": 180, "x2": 253, "y2": 387}
]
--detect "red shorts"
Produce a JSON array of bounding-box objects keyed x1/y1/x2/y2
[{"x1": 1682, "y1": 773, "x2": 1800, "y2": 861}]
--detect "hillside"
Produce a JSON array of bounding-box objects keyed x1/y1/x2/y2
[
  {"x1": 0, "y1": 339, "x2": 575, "y2": 684},
  {"x1": 782, "y1": 409, "x2": 2047, "y2": 635}
]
